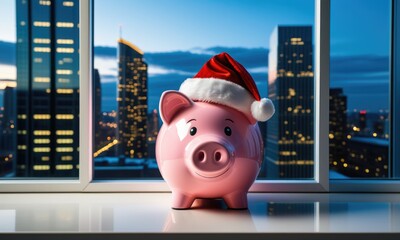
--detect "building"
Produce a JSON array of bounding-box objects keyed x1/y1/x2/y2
[
  {"x1": 265, "y1": 26, "x2": 314, "y2": 179},
  {"x1": 147, "y1": 109, "x2": 159, "y2": 143},
  {"x1": 1, "y1": 86, "x2": 16, "y2": 154},
  {"x1": 94, "y1": 68, "x2": 102, "y2": 152},
  {"x1": 329, "y1": 88, "x2": 348, "y2": 172},
  {"x1": 146, "y1": 109, "x2": 159, "y2": 159},
  {"x1": 342, "y1": 137, "x2": 389, "y2": 178},
  {"x1": 16, "y1": 0, "x2": 79, "y2": 177},
  {"x1": 358, "y1": 110, "x2": 367, "y2": 132},
  {"x1": 116, "y1": 38, "x2": 148, "y2": 162}
]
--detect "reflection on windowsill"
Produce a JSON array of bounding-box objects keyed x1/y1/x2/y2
[{"x1": 0, "y1": 193, "x2": 400, "y2": 233}]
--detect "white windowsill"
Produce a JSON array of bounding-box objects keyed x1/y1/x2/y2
[{"x1": 0, "y1": 192, "x2": 399, "y2": 238}]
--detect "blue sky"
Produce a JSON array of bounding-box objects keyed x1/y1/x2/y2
[
  {"x1": 94, "y1": 0, "x2": 315, "y2": 51},
  {"x1": 0, "y1": 0, "x2": 392, "y2": 113}
]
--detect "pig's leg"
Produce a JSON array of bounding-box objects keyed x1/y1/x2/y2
[
  {"x1": 171, "y1": 192, "x2": 195, "y2": 209},
  {"x1": 223, "y1": 192, "x2": 248, "y2": 209}
]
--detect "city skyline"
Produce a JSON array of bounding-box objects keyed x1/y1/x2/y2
[{"x1": 0, "y1": 0, "x2": 391, "y2": 114}]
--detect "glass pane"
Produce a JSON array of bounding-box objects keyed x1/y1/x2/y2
[
  {"x1": 330, "y1": 0, "x2": 391, "y2": 179},
  {"x1": 93, "y1": 0, "x2": 315, "y2": 180},
  {"x1": 0, "y1": 0, "x2": 79, "y2": 178}
]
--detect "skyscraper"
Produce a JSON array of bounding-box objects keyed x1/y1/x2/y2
[
  {"x1": 16, "y1": 0, "x2": 79, "y2": 177},
  {"x1": 329, "y1": 88, "x2": 348, "y2": 172},
  {"x1": 117, "y1": 38, "x2": 148, "y2": 161},
  {"x1": 266, "y1": 26, "x2": 314, "y2": 179},
  {"x1": 0, "y1": 86, "x2": 16, "y2": 177},
  {"x1": 146, "y1": 109, "x2": 159, "y2": 159},
  {"x1": 2, "y1": 86, "x2": 16, "y2": 154},
  {"x1": 94, "y1": 68, "x2": 102, "y2": 152}
]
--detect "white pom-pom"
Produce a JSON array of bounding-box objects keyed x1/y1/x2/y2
[{"x1": 251, "y1": 98, "x2": 275, "y2": 122}]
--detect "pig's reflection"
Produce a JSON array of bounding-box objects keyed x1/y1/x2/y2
[{"x1": 163, "y1": 199, "x2": 256, "y2": 232}]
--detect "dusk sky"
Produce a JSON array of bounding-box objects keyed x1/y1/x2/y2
[{"x1": 0, "y1": 0, "x2": 391, "y2": 112}]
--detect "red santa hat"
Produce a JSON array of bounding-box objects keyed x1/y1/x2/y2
[{"x1": 179, "y1": 52, "x2": 274, "y2": 122}]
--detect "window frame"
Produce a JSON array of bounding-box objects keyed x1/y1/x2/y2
[
  {"x1": 82, "y1": 0, "x2": 330, "y2": 192},
  {"x1": 330, "y1": 0, "x2": 400, "y2": 192},
  {"x1": 1, "y1": 0, "x2": 398, "y2": 193}
]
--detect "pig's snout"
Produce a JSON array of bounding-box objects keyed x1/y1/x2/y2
[{"x1": 186, "y1": 137, "x2": 234, "y2": 178}]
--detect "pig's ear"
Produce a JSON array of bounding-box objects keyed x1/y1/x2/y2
[{"x1": 159, "y1": 91, "x2": 194, "y2": 125}]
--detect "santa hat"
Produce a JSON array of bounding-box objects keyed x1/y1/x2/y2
[{"x1": 179, "y1": 52, "x2": 274, "y2": 122}]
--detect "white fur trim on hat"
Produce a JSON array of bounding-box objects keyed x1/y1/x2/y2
[
  {"x1": 179, "y1": 78, "x2": 274, "y2": 122},
  {"x1": 251, "y1": 98, "x2": 275, "y2": 122}
]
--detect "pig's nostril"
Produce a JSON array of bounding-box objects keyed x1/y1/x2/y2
[
  {"x1": 198, "y1": 151, "x2": 205, "y2": 161},
  {"x1": 214, "y1": 151, "x2": 222, "y2": 161}
]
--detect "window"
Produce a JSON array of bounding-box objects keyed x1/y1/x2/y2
[
  {"x1": 92, "y1": 0, "x2": 319, "y2": 181},
  {"x1": 0, "y1": 0, "x2": 79, "y2": 179},
  {"x1": 329, "y1": 0, "x2": 394, "y2": 179},
  {"x1": 1, "y1": 0, "x2": 399, "y2": 192}
]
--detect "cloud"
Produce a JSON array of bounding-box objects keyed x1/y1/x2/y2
[
  {"x1": 94, "y1": 46, "x2": 117, "y2": 59},
  {"x1": 330, "y1": 55, "x2": 389, "y2": 80},
  {"x1": 94, "y1": 46, "x2": 269, "y2": 75},
  {"x1": 0, "y1": 64, "x2": 16, "y2": 80},
  {"x1": 148, "y1": 65, "x2": 195, "y2": 77}
]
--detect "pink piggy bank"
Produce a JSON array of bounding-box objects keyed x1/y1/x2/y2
[{"x1": 156, "y1": 52, "x2": 274, "y2": 209}]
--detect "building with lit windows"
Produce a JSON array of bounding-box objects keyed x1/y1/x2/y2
[
  {"x1": 116, "y1": 38, "x2": 148, "y2": 162},
  {"x1": 146, "y1": 109, "x2": 159, "y2": 159},
  {"x1": 94, "y1": 68, "x2": 102, "y2": 152},
  {"x1": 329, "y1": 88, "x2": 348, "y2": 172},
  {"x1": 16, "y1": 0, "x2": 79, "y2": 177},
  {"x1": 1, "y1": 86, "x2": 16, "y2": 155},
  {"x1": 0, "y1": 83, "x2": 16, "y2": 177},
  {"x1": 343, "y1": 137, "x2": 389, "y2": 178},
  {"x1": 265, "y1": 26, "x2": 314, "y2": 179}
]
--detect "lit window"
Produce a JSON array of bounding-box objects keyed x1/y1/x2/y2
[
  {"x1": 56, "y1": 22, "x2": 74, "y2": 28},
  {"x1": 33, "y1": 130, "x2": 51, "y2": 136},
  {"x1": 56, "y1": 130, "x2": 74, "y2": 135},
  {"x1": 34, "y1": 77, "x2": 50, "y2": 83},
  {"x1": 33, "y1": 38, "x2": 51, "y2": 44},
  {"x1": 56, "y1": 88, "x2": 74, "y2": 94},
  {"x1": 61, "y1": 156, "x2": 73, "y2": 161},
  {"x1": 33, "y1": 21, "x2": 50, "y2": 27},
  {"x1": 39, "y1": 0, "x2": 51, "y2": 6},
  {"x1": 34, "y1": 139, "x2": 51, "y2": 144},
  {"x1": 63, "y1": 1, "x2": 74, "y2": 7},
  {"x1": 33, "y1": 147, "x2": 51, "y2": 152},
  {"x1": 33, "y1": 165, "x2": 50, "y2": 171},
  {"x1": 56, "y1": 47, "x2": 75, "y2": 53},
  {"x1": 33, "y1": 114, "x2": 51, "y2": 120},
  {"x1": 33, "y1": 47, "x2": 51, "y2": 53},
  {"x1": 57, "y1": 39, "x2": 74, "y2": 44},
  {"x1": 56, "y1": 164, "x2": 74, "y2": 170},
  {"x1": 56, "y1": 69, "x2": 73, "y2": 75},
  {"x1": 56, "y1": 147, "x2": 74, "y2": 152},
  {"x1": 57, "y1": 139, "x2": 74, "y2": 144},
  {"x1": 56, "y1": 114, "x2": 74, "y2": 119}
]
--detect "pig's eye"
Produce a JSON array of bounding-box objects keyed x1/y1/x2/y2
[
  {"x1": 190, "y1": 127, "x2": 197, "y2": 136},
  {"x1": 224, "y1": 126, "x2": 232, "y2": 136}
]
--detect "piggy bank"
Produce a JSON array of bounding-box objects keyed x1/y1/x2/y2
[{"x1": 155, "y1": 52, "x2": 274, "y2": 209}]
